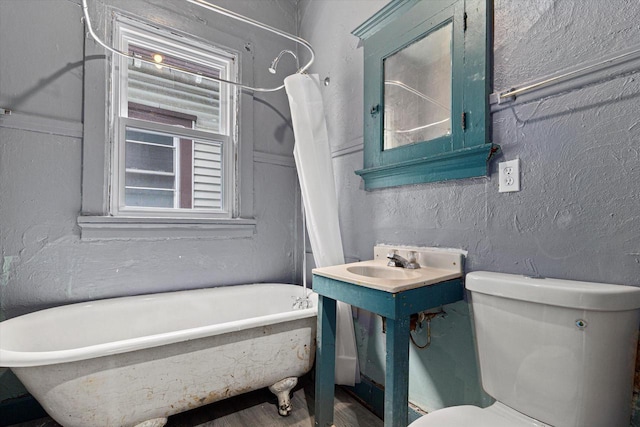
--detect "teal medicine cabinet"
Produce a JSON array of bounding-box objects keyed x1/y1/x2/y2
[{"x1": 353, "y1": 0, "x2": 497, "y2": 190}]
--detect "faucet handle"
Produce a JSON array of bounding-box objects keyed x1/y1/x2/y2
[
  {"x1": 406, "y1": 251, "x2": 421, "y2": 269},
  {"x1": 386, "y1": 249, "x2": 403, "y2": 267}
]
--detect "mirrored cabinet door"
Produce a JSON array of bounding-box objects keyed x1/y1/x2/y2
[{"x1": 383, "y1": 21, "x2": 452, "y2": 150}]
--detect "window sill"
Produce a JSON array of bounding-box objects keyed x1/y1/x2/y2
[{"x1": 77, "y1": 216, "x2": 257, "y2": 240}]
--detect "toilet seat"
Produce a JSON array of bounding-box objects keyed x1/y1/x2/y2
[{"x1": 408, "y1": 402, "x2": 551, "y2": 427}]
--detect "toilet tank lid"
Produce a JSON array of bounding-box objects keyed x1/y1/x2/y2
[{"x1": 466, "y1": 271, "x2": 640, "y2": 311}]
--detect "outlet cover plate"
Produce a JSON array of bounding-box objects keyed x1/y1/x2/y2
[{"x1": 499, "y1": 159, "x2": 520, "y2": 192}]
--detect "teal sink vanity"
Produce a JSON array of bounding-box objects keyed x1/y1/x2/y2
[{"x1": 312, "y1": 245, "x2": 464, "y2": 427}]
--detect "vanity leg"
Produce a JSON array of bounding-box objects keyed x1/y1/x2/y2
[
  {"x1": 315, "y1": 295, "x2": 337, "y2": 427},
  {"x1": 385, "y1": 316, "x2": 410, "y2": 427}
]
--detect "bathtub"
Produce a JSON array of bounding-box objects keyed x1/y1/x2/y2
[{"x1": 0, "y1": 283, "x2": 317, "y2": 427}]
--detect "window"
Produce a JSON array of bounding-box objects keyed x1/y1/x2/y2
[
  {"x1": 80, "y1": 8, "x2": 257, "y2": 239},
  {"x1": 112, "y1": 17, "x2": 236, "y2": 218}
]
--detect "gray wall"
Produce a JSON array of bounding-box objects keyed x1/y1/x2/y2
[
  {"x1": 298, "y1": 0, "x2": 640, "y2": 421},
  {"x1": 0, "y1": 0, "x2": 300, "y2": 400},
  {"x1": 2, "y1": 0, "x2": 640, "y2": 422}
]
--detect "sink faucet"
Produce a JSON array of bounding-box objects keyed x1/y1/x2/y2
[{"x1": 386, "y1": 250, "x2": 420, "y2": 269}]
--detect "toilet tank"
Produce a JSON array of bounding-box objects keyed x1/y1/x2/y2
[{"x1": 467, "y1": 271, "x2": 640, "y2": 427}]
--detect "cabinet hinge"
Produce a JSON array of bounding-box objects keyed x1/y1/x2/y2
[
  {"x1": 463, "y1": 12, "x2": 468, "y2": 31},
  {"x1": 461, "y1": 112, "x2": 467, "y2": 130}
]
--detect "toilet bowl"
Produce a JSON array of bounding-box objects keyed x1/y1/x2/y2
[
  {"x1": 409, "y1": 271, "x2": 640, "y2": 427},
  {"x1": 409, "y1": 402, "x2": 550, "y2": 427}
]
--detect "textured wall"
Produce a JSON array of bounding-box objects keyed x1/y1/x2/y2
[
  {"x1": 298, "y1": 0, "x2": 640, "y2": 419},
  {"x1": 0, "y1": 0, "x2": 300, "y2": 400},
  {"x1": 2, "y1": 0, "x2": 640, "y2": 420}
]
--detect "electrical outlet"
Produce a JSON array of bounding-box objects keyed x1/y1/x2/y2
[{"x1": 499, "y1": 159, "x2": 520, "y2": 193}]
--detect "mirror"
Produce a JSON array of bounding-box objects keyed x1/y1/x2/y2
[{"x1": 383, "y1": 22, "x2": 452, "y2": 150}]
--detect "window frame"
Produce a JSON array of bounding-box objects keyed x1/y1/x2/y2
[
  {"x1": 112, "y1": 16, "x2": 236, "y2": 219},
  {"x1": 114, "y1": 117, "x2": 233, "y2": 218},
  {"x1": 79, "y1": 6, "x2": 256, "y2": 239}
]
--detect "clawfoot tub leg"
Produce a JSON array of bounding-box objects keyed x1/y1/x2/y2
[
  {"x1": 268, "y1": 376, "x2": 298, "y2": 416},
  {"x1": 134, "y1": 418, "x2": 168, "y2": 427}
]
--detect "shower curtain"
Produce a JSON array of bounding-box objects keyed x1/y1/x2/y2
[{"x1": 284, "y1": 73, "x2": 359, "y2": 386}]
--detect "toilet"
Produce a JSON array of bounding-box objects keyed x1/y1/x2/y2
[{"x1": 409, "y1": 271, "x2": 640, "y2": 427}]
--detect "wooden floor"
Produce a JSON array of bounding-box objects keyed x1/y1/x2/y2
[{"x1": 9, "y1": 377, "x2": 383, "y2": 427}]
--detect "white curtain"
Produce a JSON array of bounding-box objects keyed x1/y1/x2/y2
[{"x1": 284, "y1": 73, "x2": 359, "y2": 386}]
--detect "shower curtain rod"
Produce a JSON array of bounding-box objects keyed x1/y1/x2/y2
[{"x1": 81, "y1": 0, "x2": 315, "y2": 92}]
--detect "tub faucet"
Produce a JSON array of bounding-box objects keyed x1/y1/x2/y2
[
  {"x1": 293, "y1": 295, "x2": 312, "y2": 310},
  {"x1": 387, "y1": 250, "x2": 420, "y2": 269}
]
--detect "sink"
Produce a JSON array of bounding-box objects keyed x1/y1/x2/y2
[
  {"x1": 312, "y1": 249, "x2": 464, "y2": 293},
  {"x1": 346, "y1": 265, "x2": 421, "y2": 281}
]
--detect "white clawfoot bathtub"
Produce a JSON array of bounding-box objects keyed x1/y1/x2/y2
[{"x1": 0, "y1": 283, "x2": 317, "y2": 427}]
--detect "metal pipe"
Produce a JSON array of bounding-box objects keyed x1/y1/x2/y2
[
  {"x1": 187, "y1": 0, "x2": 314, "y2": 74},
  {"x1": 81, "y1": 0, "x2": 316, "y2": 93},
  {"x1": 269, "y1": 50, "x2": 300, "y2": 74},
  {"x1": 499, "y1": 44, "x2": 640, "y2": 101}
]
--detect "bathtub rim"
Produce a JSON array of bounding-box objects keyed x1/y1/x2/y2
[{"x1": 0, "y1": 284, "x2": 317, "y2": 368}]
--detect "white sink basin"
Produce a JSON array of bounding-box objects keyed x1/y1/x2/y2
[
  {"x1": 346, "y1": 265, "x2": 421, "y2": 281},
  {"x1": 313, "y1": 258, "x2": 463, "y2": 293}
]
